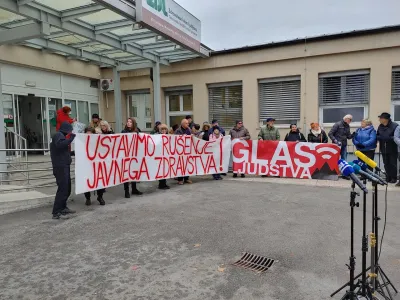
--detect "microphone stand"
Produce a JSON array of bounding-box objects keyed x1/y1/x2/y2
[
  {"x1": 331, "y1": 182, "x2": 360, "y2": 300},
  {"x1": 369, "y1": 179, "x2": 397, "y2": 300}
]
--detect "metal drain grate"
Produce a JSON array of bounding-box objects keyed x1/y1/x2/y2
[{"x1": 232, "y1": 252, "x2": 275, "y2": 273}]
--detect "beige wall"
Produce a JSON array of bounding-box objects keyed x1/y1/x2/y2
[
  {"x1": 0, "y1": 45, "x2": 101, "y2": 79},
  {"x1": 99, "y1": 31, "x2": 400, "y2": 139}
]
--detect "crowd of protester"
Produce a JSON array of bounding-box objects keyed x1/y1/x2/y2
[{"x1": 50, "y1": 106, "x2": 400, "y2": 220}]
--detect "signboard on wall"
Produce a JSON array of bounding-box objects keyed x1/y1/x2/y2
[{"x1": 136, "y1": 0, "x2": 202, "y2": 54}]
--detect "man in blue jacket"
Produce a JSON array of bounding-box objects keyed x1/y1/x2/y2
[{"x1": 50, "y1": 121, "x2": 76, "y2": 219}]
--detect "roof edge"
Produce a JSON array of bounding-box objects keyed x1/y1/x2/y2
[{"x1": 211, "y1": 24, "x2": 400, "y2": 56}]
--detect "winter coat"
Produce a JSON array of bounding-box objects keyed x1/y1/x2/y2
[
  {"x1": 284, "y1": 130, "x2": 307, "y2": 142},
  {"x1": 209, "y1": 134, "x2": 222, "y2": 142},
  {"x1": 328, "y1": 120, "x2": 353, "y2": 146},
  {"x1": 352, "y1": 126, "x2": 377, "y2": 151},
  {"x1": 56, "y1": 109, "x2": 74, "y2": 132},
  {"x1": 229, "y1": 126, "x2": 250, "y2": 140},
  {"x1": 50, "y1": 122, "x2": 75, "y2": 168},
  {"x1": 121, "y1": 128, "x2": 138, "y2": 134},
  {"x1": 200, "y1": 131, "x2": 210, "y2": 141},
  {"x1": 258, "y1": 126, "x2": 280, "y2": 141},
  {"x1": 101, "y1": 129, "x2": 114, "y2": 135},
  {"x1": 208, "y1": 126, "x2": 225, "y2": 136},
  {"x1": 175, "y1": 126, "x2": 192, "y2": 135},
  {"x1": 307, "y1": 130, "x2": 328, "y2": 143},
  {"x1": 377, "y1": 120, "x2": 399, "y2": 154},
  {"x1": 394, "y1": 126, "x2": 400, "y2": 152}
]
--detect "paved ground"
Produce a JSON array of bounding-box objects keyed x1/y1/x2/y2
[{"x1": 0, "y1": 177, "x2": 399, "y2": 300}]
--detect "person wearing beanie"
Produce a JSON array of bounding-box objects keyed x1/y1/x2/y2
[
  {"x1": 89, "y1": 113, "x2": 101, "y2": 133},
  {"x1": 307, "y1": 123, "x2": 328, "y2": 143},
  {"x1": 377, "y1": 112, "x2": 399, "y2": 183},
  {"x1": 208, "y1": 119, "x2": 226, "y2": 136},
  {"x1": 150, "y1": 121, "x2": 162, "y2": 134},
  {"x1": 186, "y1": 115, "x2": 194, "y2": 129},
  {"x1": 56, "y1": 106, "x2": 75, "y2": 132},
  {"x1": 284, "y1": 124, "x2": 307, "y2": 142}
]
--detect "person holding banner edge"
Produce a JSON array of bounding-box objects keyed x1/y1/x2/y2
[
  {"x1": 83, "y1": 126, "x2": 106, "y2": 206},
  {"x1": 121, "y1": 118, "x2": 143, "y2": 197},
  {"x1": 229, "y1": 120, "x2": 250, "y2": 178},
  {"x1": 175, "y1": 119, "x2": 193, "y2": 185},
  {"x1": 50, "y1": 121, "x2": 76, "y2": 220},
  {"x1": 307, "y1": 123, "x2": 328, "y2": 143},
  {"x1": 284, "y1": 124, "x2": 307, "y2": 142},
  {"x1": 157, "y1": 124, "x2": 171, "y2": 190},
  {"x1": 258, "y1": 118, "x2": 280, "y2": 177}
]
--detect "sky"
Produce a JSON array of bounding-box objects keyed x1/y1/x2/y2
[{"x1": 176, "y1": 0, "x2": 400, "y2": 50}]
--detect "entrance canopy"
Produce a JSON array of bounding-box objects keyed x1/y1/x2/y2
[{"x1": 0, "y1": 0, "x2": 210, "y2": 70}]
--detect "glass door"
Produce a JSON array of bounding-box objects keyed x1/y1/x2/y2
[
  {"x1": 41, "y1": 97, "x2": 50, "y2": 154},
  {"x1": 49, "y1": 98, "x2": 62, "y2": 138}
]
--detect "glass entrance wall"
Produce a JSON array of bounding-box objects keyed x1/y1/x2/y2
[{"x1": 2, "y1": 92, "x2": 100, "y2": 152}]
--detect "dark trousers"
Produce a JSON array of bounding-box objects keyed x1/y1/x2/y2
[
  {"x1": 177, "y1": 176, "x2": 189, "y2": 182},
  {"x1": 360, "y1": 150, "x2": 375, "y2": 171},
  {"x1": 382, "y1": 152, "x2": 398, "y2": 181},
  {"x1": 158, "y1": 179, "x2": 167, "y2": 187},
  {"x1": 84, "y1": 189, "x2": 104, "y2": 199},
  {"x1": 212, "y1": 174, "x2": 221, "y2": 179},
  {"x1": 52, "y1": 166, "x2": 71, "y2": 215},
  {"x1": 124, "y1": 182, "x2": 138, "y2": 191}
]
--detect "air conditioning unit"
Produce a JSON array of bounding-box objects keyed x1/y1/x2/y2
[{"x1": 100, "y1": 79, "x2": 114, "y2": 91}]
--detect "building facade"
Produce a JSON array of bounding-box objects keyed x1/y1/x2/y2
[
  {"x1": 99, "y1": 26, "x2": 400, "y2": 141},
  {"x1": 1, "y1": 27, "x2": 400, "y2": 147}
]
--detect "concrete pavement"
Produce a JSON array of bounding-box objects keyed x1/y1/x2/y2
[{"x1": 0, "y1": 177, "x2": 399, "y2": 300}]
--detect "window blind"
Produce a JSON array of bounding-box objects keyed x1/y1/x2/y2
[
  {"x1": 259, "y1": 79, "x2": 300, "y2": 123},
  {"x1": 391, "y1": 71, "x2": 400, "y2": 101},
  {"x1": 208, "y1": 84, "x2": 243, "y2": 130},
  {"x1": 319, "y1": 73, "x2": 370, "y2": 105}
]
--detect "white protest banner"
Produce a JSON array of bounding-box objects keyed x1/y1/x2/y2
[{"x1": 74, "y1": 133, "x2": 231, "y2": 194}]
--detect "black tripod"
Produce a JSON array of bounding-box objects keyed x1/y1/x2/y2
[
  {"x1": 338, "y1": 182, "x2": 360, "y2": 300},
  {"x1": 331, "y1": 179, "x2": 374, "y2": 298},
  {"x1": 368, "y1": 181, "x2": 397, "y2": 300}
]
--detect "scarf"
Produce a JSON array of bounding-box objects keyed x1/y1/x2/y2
[{"x1": 311, "y1": 128, "x2": 322, "y2": 137}]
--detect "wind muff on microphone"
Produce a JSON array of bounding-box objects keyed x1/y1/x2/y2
[
  {"x1": 354, "y1": 151, "x2": 386, "y2": 175},
  {"x1": 338, "y1": 159, "x2": 368, "y2": 193}
]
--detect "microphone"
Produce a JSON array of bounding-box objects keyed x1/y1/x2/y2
[
  {"x1": 338, "y1": 159, "x2": 368, "y2": 193},
  {"x1": 354, "y1": 151, "x2": 386, "y2": 175},
  {"x1": 352, "y1": 160, "x2": 387, "y2": 185},
  {"x1": 349, "y1": 162, "x2": 384, "y2": 186}
]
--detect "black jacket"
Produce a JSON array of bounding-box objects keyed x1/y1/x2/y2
[
  {"x1": 50, "y1": 122, "x2": 75, "y2": 168},
  {"x1": 307, "y1": 130, "x2": 328, "y2": 143},
  {"x1": 284, "y1": 130, "x2": 307, "y2": 142},
  {"x1": 377, "y1": 120, "x2": 399, "y2": 154},
  {"x1": 328, "y1": 120, "x2": 353, "y2": 146},
  {"x1": 121, "y1": 128, "x2": 139, "y2": 134}
]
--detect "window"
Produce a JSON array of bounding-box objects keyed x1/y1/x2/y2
[
  {"x1": 319, "y1": 71, "x2": 369, "y2": 124},
  {"x1": 127, "y1": 93, "x2": 152, "y2": 131},
  {"x1": 391, "y1": 69, "x2": 400, "y2": 123},
  {"x1": 64, "y1": 100, "x2": 77, "y2": 119},
  {"x1": 208, "y1": 82, "x2": 243, "y2": 130},
  {"x1": 165, "y1": 90, "x2": 193, "y2": 127},
  {"x1": 78, "y1": 101, "x2": 89, "y2": 124},
  {"x1": 259, "y1": 76, "x2": 300, "y2": 125},
  {"x1": 90, "y1": 103, "x2": 99, "y2": 117}
]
